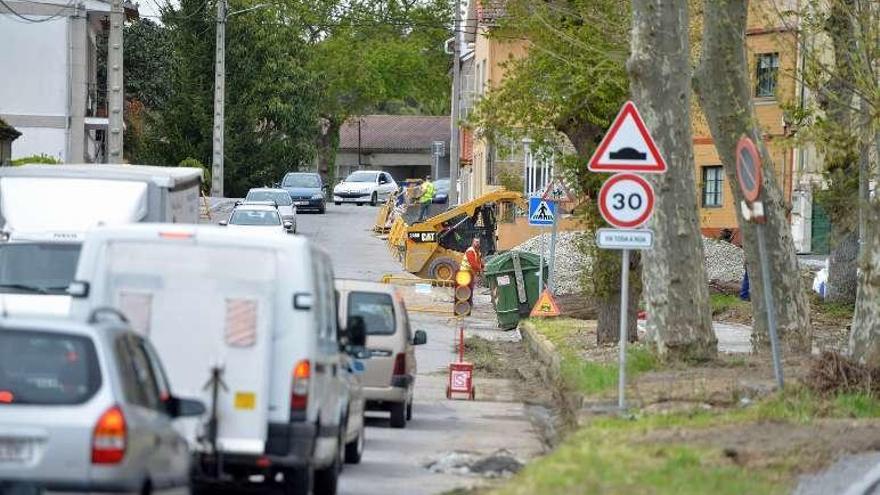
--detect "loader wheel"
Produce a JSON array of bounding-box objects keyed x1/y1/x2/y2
[{"x1": 428, "y1": 257, "x2": 457, "y2": 281}]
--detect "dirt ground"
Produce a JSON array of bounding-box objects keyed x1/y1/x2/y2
[{"x1": 640, "y1": 418, "x2": 880, "y2": 475}]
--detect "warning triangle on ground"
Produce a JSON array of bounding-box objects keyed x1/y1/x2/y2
[
  {"x1": 588, "y1": 101, "x2": 667, "y2": 174},
  {"x1": 530, "y1": 200, "x2": 555, "y2": 222},
  {"x1": 530, "y1": 289, "x2": 561, "y2": 317}
]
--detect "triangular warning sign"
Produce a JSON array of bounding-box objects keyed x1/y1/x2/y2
[
  {"x1": 530, "y1": 289, "x2": 561, "y2": 317},
  {"x1": 541, "y1": 178, "x2": 575, "y2": 204},
  {"x1": 588, "y1": 101, "x2": 667, "y2": 174},
  {"x1": 530, "y1": 200, "x2": 555, "y2": 222}
]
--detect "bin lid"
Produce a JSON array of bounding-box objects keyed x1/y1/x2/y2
[{"x1": 485, "y1": 250, "x2": 545, "y2": 276}]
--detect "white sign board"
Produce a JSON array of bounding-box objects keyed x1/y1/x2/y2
[
  {"x1": 598, "y1": 173, "x2": 655, "y2": 229},
  {"x1": 596, "y1": 229, "x2": 654, "y2": 250}
]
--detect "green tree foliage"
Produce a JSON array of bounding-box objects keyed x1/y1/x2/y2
[
  {"x1": 132, "y1": 0, "x2": 320, "y2": 197},
  {"x1": 304, "y1": 0, "x2": 453, "y2": 181},
  {"x1": 469, "y1": 0, "x2": 637, "y2": 343}
]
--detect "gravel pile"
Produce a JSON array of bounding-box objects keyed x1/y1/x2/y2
[
  {"x1": 511, "y1": 231, "x2": 592, "y2": 295},
  {"x1": 511, "y1": 231, "x2": 745, "y2": 294},
  {"x1": 702, "y1": 237, "x2": 745, "y2": 283}
]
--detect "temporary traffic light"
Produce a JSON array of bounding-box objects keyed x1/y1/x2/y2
[{"x1": 453, "y1": 269, "x2": 473, "y2": 317}]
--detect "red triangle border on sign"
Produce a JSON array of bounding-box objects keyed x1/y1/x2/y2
[{"x1": 588, "y1": 101, "x2": 667, "y2": 173}]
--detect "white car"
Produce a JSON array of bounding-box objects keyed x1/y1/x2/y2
[
  {"x1": 221, "y1": 204, "x2": 292, "y2": 234},
  {"x1": 244, "y1": 188, "x2": 297, "y2": 232},
  {"x1": 333, "y1": 171, "x2": 398, "y2": 206}
]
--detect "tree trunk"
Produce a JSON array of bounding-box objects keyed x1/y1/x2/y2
[
  {"x1": 849, "y1": 125, "x2": 880, "y2": 364},
  {"x1": 597, "y1": 250, "x2": 640, "y2": 345},
  {"x1": 826, "y1": 231, "x2": 859, "y2": 303},
  {"x1": 628, "y1": 0, "x2": 716, "y2": 360},
  {"x1": 563, "y1": 122, "x2": 641, "y2": 346},
  {"x1": 316, "y1": 118, "x2": 341, "y2": 183},
  {"x1": 695, "y1": 0, "x2": 811, "y2": 354}
]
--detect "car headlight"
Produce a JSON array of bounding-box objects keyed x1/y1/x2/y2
[{"x1": 311, "y1": 193, "x2": 323, "y2": 200}]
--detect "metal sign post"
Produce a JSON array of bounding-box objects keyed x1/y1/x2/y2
[
  {"x1": 737, "y1": 136, "x2": 783, "y2": 389},
  {"x1": 617, "y1": 248, "x2": 630, "y2": 410},
  {"x1": 590, "y1": 100, "x2": 666, "y2": 412},
  {"x1": 540, "y1": 179, "x2": 574, "y2": 293}
]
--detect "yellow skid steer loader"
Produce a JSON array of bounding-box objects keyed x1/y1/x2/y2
[{"x1": 386, "y1": 190, "x2": 523, "y2": 280}]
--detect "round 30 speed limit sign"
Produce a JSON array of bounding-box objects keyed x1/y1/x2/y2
[{"x1": 598, "y1": 173, "x2": 655, "y2": 228}]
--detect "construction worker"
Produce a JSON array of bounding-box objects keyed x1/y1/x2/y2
[
  {"x1": 460, "y1": 237, "x2": 485, "y2": 277},
  {"x1": 416, "y1": 174, "x2": 435, "y2": 222}
]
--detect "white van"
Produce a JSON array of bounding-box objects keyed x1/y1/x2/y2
[
  {"x1": 0, "y1": 164, "x2": 202, "y2": 317},
  {"x1": 69, "y1": 224, "x2": 365, "y2": 495}
]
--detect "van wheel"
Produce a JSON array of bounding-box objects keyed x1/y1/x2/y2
[
  {"x1": 282, "y1": 467, "x2": 313, "y2": 495},
  {"x1": 370, "y1": 192, "x2": 378, "y2": 206},
  {"x1": 345, "y1": 424, "x2": 364, "y2": 464},
  {"x1": 334, "y1": 202, "x2": 341, "y2": 206},
  {"x1": 390, "y1": 402, "x2": 406, "y2": 429},
  {"x1": 406, "y1": 400, "x2": 413, "y2": 421}
]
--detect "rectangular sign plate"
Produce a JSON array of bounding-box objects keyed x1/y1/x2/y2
[{"x1": 596, "y1": 228, "x2": 654, "y2": 250}]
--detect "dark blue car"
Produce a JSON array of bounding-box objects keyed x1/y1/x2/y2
[{"x1": 281, "y1": 172, "x2": 326, "y2": 214}]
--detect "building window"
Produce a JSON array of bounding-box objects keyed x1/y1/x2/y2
[
  {"x1": 702, "y1": 166, "x2": 723, "y2": 207},
  {"x1": 755, "y1": 53, "x2": 779, "y2": 98}
]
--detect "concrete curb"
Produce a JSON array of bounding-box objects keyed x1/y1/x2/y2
[{"x1": 519, "y1": 320, "x2": 585, "y2": 424}]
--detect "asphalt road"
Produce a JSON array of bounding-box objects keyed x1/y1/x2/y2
[{"x1": 294, "y1": 203, "x2": 544, "y2": 495}]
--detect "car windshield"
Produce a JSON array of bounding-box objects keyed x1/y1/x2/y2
[
  {"x1": 0, "y1": 243, "x2": 81, "y2": 295},
  {"x1": 434, "y1": 179, "x2": 450, "y2": 192},
  {"x1": 0, "y1": 330, "x2": 101, "y2": 405},
  {"x1": 345, "y1": 172, "x2": 378, "y2": 183},
  {"x1": 283, "y1": 174, "x2": 321, "y2": 188},
  {"x1": 348, "y1": 291, "x2": 396, "y2": 335},
  {"x1": 229, "y1": 209, "x2": 281, "y2": 226},
  {"x1": 246, "y1": 190, "x2": 292, "y2": 206}
]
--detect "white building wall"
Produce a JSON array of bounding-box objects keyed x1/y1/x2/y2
[
  {"x1": 0, "y1": 15, "x2": 69, "y2": 160},
  {"x1": 8, "y1": 127, "x2": 66, "y2": 161},
  {"x1": 0, "y1": 17, "x2": 69, "y2": 117}
]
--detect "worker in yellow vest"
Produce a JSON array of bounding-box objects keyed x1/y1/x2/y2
[{"x1": 416, "y1": 175, "x2": 435, "y2": 222}]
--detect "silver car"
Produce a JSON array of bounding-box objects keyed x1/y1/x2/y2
[
  {"x1": 244, "y1": 188, "x2": 297, "y2": 232},
  {"x1": 0, "y1": 311, "x2": 205, "y2": 494}
]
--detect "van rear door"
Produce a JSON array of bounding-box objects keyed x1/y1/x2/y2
[
  {"x1": 347, "y1": 291, "x2": 398, "y2": 388},
  {"x1": 101, "y1": 240, "x2": 276, "y2": 455}
]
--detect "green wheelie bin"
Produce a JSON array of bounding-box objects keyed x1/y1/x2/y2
[{"x1": 484, "y1": 250, "x2": 548, "y2": 330}]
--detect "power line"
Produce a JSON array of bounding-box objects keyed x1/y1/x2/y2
[{"x1": 0, "y1": 0, "x2": 76, "y2": 23}]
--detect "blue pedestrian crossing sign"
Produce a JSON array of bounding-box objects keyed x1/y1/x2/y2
[{"x1": 528, "y1": 197, "x2": 557, "y2": 227}]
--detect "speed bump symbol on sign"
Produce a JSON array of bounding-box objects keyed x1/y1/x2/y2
[{"x1": 598, "y1": 173, "x2": 655, "y2": 229}]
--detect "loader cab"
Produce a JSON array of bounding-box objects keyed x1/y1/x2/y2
[{"x1": 438, "y1": 204, "x2": 497, "y2": 256}]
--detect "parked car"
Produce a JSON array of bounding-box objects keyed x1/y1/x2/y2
[
  {"x1": 245, "y1": 188, "x2": 297, "y2": 231},
  {"x1": 432, "y1": 178, "x2": 450, "y2": 204},
  {"x1": 281, "y1": 172, "x2": 327, "y2": 214},
  {"x1": 70, "y1": 225, "x2": 368, "y2": 494},
  {"x1": 335, "y1": 280, "x2": 427, "y2": 428},
  {"x1": 333, "y1": 171, "x2": 398, "y2": 207},
  {"x1": 0, "y1": 312, "x2": 205, "y2": 493},
  {"x1": 221, "y1": 204, "x2": 293, "y2": 234}
]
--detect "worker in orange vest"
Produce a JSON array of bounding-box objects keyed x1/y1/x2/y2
[{"x1": 460, "y1": 238, "x2": 485, "y2": 277}]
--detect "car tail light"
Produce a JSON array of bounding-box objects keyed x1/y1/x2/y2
[
  {"x1": 92, "y1": 406, "x2": 126, "y2": 464},
  {"x1": 393, "y1": 353, "x2": 407, "y2": 377},
  {"x1": 291, "y1": 360, "x2": 310, "y2": 413}
]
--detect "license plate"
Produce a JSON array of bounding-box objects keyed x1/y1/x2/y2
[
  {"x1": 0, "y1": 439, "x2": 32, "y2": 463},
  {"x1": 295, "y1": 201, "x2": 308, "y2": 206}
]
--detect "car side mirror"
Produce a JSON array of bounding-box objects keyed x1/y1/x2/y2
[
  {"x1": 167, "y1": 396, "x2": 206, "y2": 418},
  {"x1": 413, "y1": 330, "x2": 427, "y2": 346},
  {"x1": 219, "y1": 221, "x2": 228, "y2": 226},
  {"x1": 234, "y1": 200, "x2": 242, "y2": 206},
  {"x1": 284, "y1": 221, "x2": 293, "y2": 231},
  {"x1": 346, "y1": 315, "x2": 367, "y2": 348},
  {"x1": 67, "y1": 280, "x2": 90, "y2": 298}
]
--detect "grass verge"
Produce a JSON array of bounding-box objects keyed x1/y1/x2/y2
[
  {"x1": 490, "y1": 388, "x2": 880, "y2": 495},
  {"x1": 528, "y1": 318, "x2": 659, "y2": 396},
  {"x1": 710, "y1": 293, "x2": 750, "y2": 317}
]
